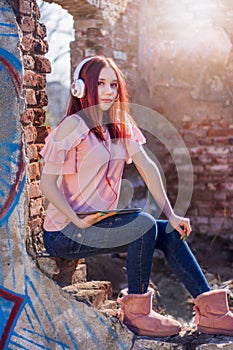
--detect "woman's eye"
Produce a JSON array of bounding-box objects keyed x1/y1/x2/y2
[
  {"x1": 111, "y1": 83, "x2": 118, "y2": 88},
  {"x1": 98, "y1": 81, "x2": 104, "y2": 86}
]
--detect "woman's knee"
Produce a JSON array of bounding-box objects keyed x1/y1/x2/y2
[
  {"x1": 138, "y1": 211, "x2": 156, "y2": 227},
  {"x1": 137, "y1": 212, "x2": 157, "y2": 240}
]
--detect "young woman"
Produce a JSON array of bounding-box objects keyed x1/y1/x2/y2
[{"x1": 40, "y1": 55, "x2": 233, "y2": 337}]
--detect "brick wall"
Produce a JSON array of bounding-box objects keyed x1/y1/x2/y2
[
  {"x1": 9, "y1": 0, "x2": 51, "y2": 250},
  {"x1": 182, "y1": 117, "x2": 233, "y2": 238},
  {"x1": 132, "y1": 0, "x2": 233, "y2": 240}
]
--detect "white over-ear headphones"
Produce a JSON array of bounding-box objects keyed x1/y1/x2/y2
[{"x1": 71, "y1": 56, "x2": 95, "y2": 98}]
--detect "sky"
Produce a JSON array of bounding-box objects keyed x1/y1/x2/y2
[{"x1": 37, "y1": 0, "x2": 75, "y2": 87}]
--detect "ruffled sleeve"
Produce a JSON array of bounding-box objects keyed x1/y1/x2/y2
[
  {"x1": 124, "y1": 123, "x2": 146, "y2": 164},
  {"x1": 40, "y1": 115, "x2": 90, "y2": 174}
]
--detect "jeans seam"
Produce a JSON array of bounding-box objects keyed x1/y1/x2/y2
[{"x1": 139, "y1": 235, "x2": 143, "y2": 293}]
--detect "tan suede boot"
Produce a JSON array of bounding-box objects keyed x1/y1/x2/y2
[
  {"x1": 117, "y1": 289, "x2": 181, "y2": 336},
  {"x1": 194, "y1": 289, "x2": 233, "y2": 336}
]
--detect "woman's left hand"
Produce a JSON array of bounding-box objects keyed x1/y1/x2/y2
[{"x1": 168, "y1": 214, "x2": 192, "y2": 240}]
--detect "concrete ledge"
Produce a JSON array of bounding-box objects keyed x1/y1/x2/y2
[{"x1": 131, "y1": 330, "x2": 233, "y2": 350}]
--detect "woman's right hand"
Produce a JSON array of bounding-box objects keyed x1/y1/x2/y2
[{"x1": 75, "y1": 211, "x2": 117, "y2": 229}]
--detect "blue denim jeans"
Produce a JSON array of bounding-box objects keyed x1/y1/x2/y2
[{"x1": 43, "y1": 212, "x2": 210, "y2": 297}]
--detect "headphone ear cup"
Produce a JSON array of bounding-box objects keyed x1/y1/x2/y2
[{"x1": 71, "y1": 78, "x2": 85, "y2": 98}]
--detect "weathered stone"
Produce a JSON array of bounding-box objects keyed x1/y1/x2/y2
[
  {"x1": 132, "y1": 339, "x2": 185, "y2": 350},
  {"x1": 196, "y1": 342, "x2": 233, "y2": 350}
]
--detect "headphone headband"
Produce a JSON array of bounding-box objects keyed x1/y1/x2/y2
[{"x1": 71, "y1": 56, "x2": 95, "y2": 98}]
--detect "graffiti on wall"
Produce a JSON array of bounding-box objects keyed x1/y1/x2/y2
[
  {"x1": 0, "y1": 5, "x2": 25, "y2": 225},
  {"x1": 0, "y1": 3, "x2": 27, "y2": 348}
]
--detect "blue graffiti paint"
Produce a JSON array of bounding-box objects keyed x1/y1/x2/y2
[
  {"x1": 0, "y1": 7, "x2": 13, "y2": 13},
  {"x1": 0, "y1": 174, "x2": 25, "y2": 228},
  {"x1": 70, "y1": 299, "x2": 113, "y2": 350},
  {"x1": 24, "y1": 307, "x2": 35, "y2": 331},
  {"x1": 0, "y1": 22, "x2": 16, "y2": 27},
  {"x1": 94, "y1": 312, "x2": 129, "y2": 350},
  {"x1": 24, "y1": 299, "x2": 50, "y2": 343},
  {"x1": 0, "y1": 286, "x2": 27, "y2": 349},
  {"x1": 0, "y1": 47, "x2": 24, "y2": 223},
  {"x1": 24, "y1": 275, "x2": 68, "y2": 348},
  {"x1": 21, "y1": 328, "x2": 70, "y2": 349},
  {"x1": 0, "y1": 298, "x2": 14, "y2": 338},
  {"x1": 64, "y1": 322, "x2": 80, "y2": 350},
  {"x1": 8, "y1": 339, "x2": 29, "y2": 349},
  {"x1": 0, "y1": 47, "x2": 22, "y2": 72},
  {"x1": 0, "y1": 33, "x2": 18, "y2": 37},
  {"x1": 12, "y1": 331, "x2": 55, "y2": 350}
]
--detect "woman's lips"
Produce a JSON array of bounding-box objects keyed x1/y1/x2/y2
[{"x1": 101, "y1": 99, "x2": 113, "y2": 103}]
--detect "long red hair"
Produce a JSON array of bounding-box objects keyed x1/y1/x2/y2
[{"x1": 65, "y1": 56, "x2": 134, "y2": 140}]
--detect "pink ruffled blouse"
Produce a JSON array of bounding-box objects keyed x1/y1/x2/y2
[{"x1": 40, "y1": 113, "x2": 146, "y2": 231}]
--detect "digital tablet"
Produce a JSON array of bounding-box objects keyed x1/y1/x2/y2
[{"x1": 77, "y1": 208, "x2": 142, "y2": 216}]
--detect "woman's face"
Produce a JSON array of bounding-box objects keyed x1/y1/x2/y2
[{"x1": 97, "y1": 67, "x2": 118, "y2": 112}]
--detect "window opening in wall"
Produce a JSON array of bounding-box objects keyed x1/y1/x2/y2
[{"x1": 37, "y1": 0, "x2": 74, "y2": 127}]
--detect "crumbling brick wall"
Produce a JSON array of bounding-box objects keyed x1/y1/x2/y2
[{"x1": 8, "y1": 0, "x2": 51, "y2": 251}]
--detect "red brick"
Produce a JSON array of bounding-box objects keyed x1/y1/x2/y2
[
  {"x1": 199, "y1": 138, "x2": 214, "y2": 146},
  {"x1": 36, "y1": 90, "x2": 48, "y2": 107},
  {"x1": 205, "y1": 164, "x2": 229, "y2": 173},
  {"x1": 28, "y1": 218, "x2": 43, "y2": 235},
  {"x1": 23, "y1": 70, "x2": 46, "y2": 89},
  {"x1": 207, "y1": 129, "x2": 233, "y2": 137},
  {"x1": 32, "y1": 0, "x2": 40, "y2": 21},
  {"x1": 26, "y1": 143, "x2": 38, "y2": 160},
  {"x1": 23, "y1": 55, "x2": 35, "y2": 70},
  {"x1": 29, "y1": 181, "x2": 42, "y2": 199},
  {"x1": 34, "y1": 56, "x2": 51, "y2": 73},
  {"x1": 28, "y1": 162, "x2": 40, "y2": 181},
  {"x1": 206, "y1": 146, "x2": 229, "y2": 155},
  {"x1": 198, "y1": 155, "x2": 212, "y2": 164},
  {"x1": 20, "y1": 108, "x2": 35, "y2": 125},
  {"x1": 20, "y1": 35, "x2": 34, "y2": 52},
  {"x1": 30, "y1": 197, "x2": 43, "y2": 217},
  {"x1": 214, "y1": 138, "x2": 230, "y2": 146},
  {"x1": 35, "y1": 23, "x2": 47, "y2": 39},
  {"x1": 19, "y1": 0, "x2": 32, "y2": 15},
  {"x1": 24, "y1": 125, "x2": 37, "y2": 143},
  {"x1": 33, "y1": 109, "x2": 46, "y2": 126},
  {"x1": 33, "y1": 39, "x2": 49, "y2": 55},
  {"x1": 21, "y1": 108, "x2": 45, "y2": 126},
  {"x1": 220, "y1": 182, "x2": 233, "y2": 191},
  {"x1": 26, "y1": 88, "x2": 37, "y2": 105},
  {"x1": 18, "y1": 15, "x2": 35, "y2": 33},
  {"x1": 214, "y1": 156, "x2": 228, "y2": 164},
  {"x1": 35, "y1": 126, "x2": 50, "y2": 143}
]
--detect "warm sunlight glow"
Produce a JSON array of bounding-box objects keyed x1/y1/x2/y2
[{"x1": 138, "y1": 0, "x2": 232, "y2": 97}]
